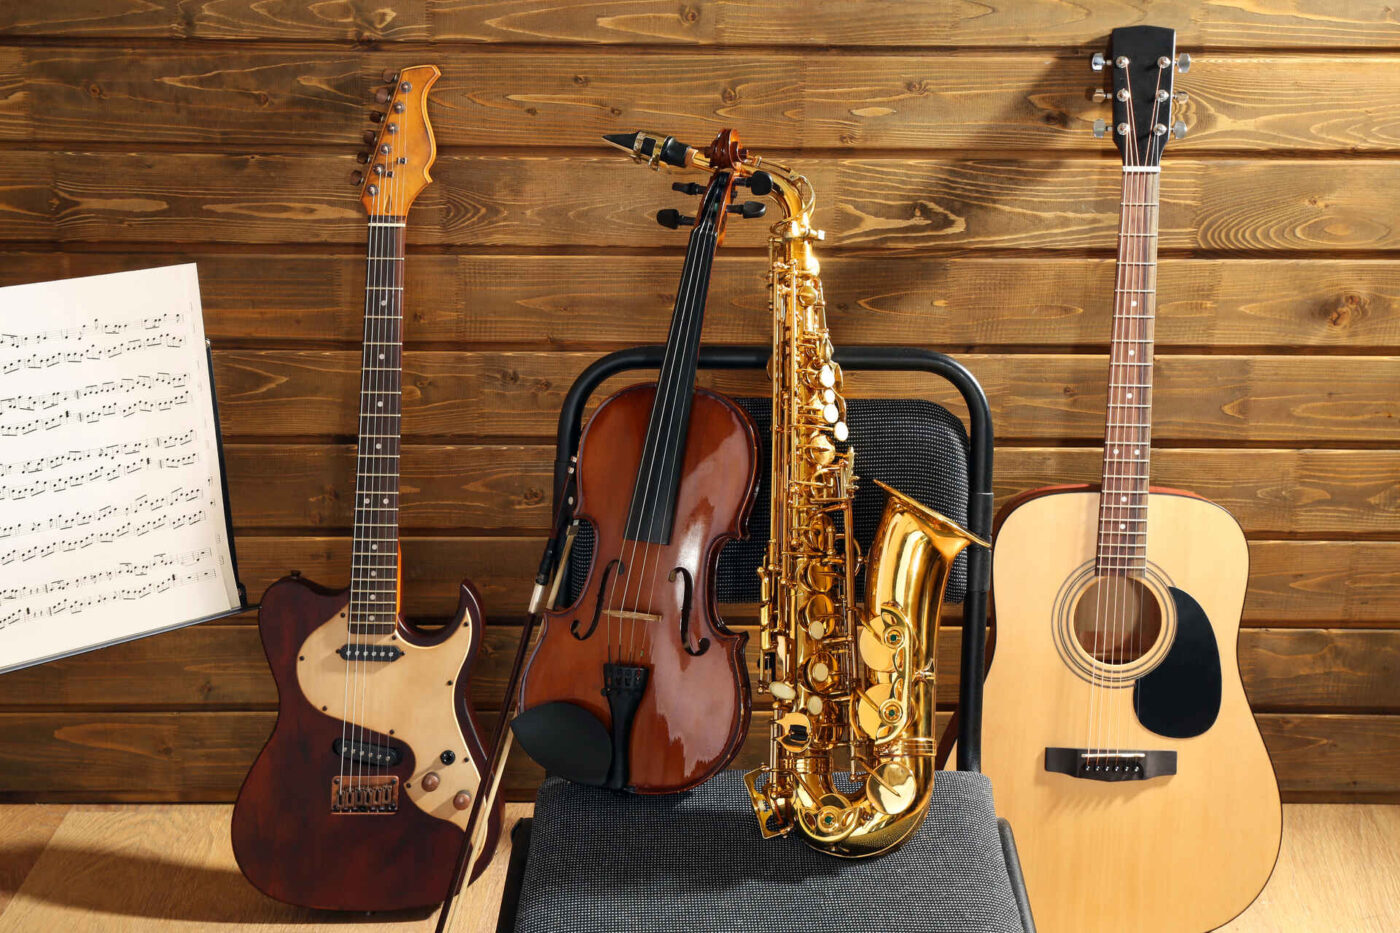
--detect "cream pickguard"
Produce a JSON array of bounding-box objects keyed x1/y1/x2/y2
[
  {"x1": 297, "y1": 610, "x2": 484, "y2": 829},
  {"x1": 966, "y1": 490, "x2": 1280, "y2": 933}
]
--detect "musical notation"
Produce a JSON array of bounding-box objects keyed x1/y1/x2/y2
[{"x1": 0, "y1": 264, "x2": 240, "y2": 673}]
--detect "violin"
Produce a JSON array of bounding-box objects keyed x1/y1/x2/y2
[{"x1": 511, "y1": 129, "x2": 769, "y2": 793}]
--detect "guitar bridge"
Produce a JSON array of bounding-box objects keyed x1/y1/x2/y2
[
  {"x1": 1044, "y1": 747, "x2": 1177, "y2": 782},
  {"x1": 331, "y1": 774, "x2": 399, "y2": 813}
]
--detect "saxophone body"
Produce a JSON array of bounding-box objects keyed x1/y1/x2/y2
[{"x1": 742, "y1": 159, "x2": 989, "y2": 858}]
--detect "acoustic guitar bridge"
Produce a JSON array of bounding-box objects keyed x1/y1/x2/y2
[
  {"x1": 330, "y1": 775, "x2": 399, "y2": 813},
  {"x1": 1044, "y1": 747, "x2": 1177, "y2": 782}
]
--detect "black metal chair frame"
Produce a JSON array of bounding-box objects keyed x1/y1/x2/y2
[{"x1": 494, "y1": 343, "x2": 1034, "y2": 932}]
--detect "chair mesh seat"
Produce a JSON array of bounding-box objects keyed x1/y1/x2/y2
[
  {"x1": 512, "y1": 770, "x2": 1024, "y2": 933},
  {"x1": 566, "y1": 397, "x2": 971, "y2": 606}
]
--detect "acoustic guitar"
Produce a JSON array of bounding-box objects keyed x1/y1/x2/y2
[
  {"x1": 970, "y1": 28, "x2": 1281, "y2": 932},
  {"x1": 230, "y1": 65, "x2": 500, "y2": 911}
]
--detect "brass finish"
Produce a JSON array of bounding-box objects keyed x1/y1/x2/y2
[{"x1": 621, "y1": 144, "x2": 988, "y2": 857}]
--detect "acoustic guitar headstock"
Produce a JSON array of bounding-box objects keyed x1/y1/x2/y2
[
  {"x1": 354, "y1": 64, "x2": 441, "y2": 217},
  {"x1": 1089, "y1": 26, "x2": 1189, "y2": 168}
]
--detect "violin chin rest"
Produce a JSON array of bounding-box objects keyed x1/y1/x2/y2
[{"x1": 512, "y1": 701, "x2": 613, "y2": 788}]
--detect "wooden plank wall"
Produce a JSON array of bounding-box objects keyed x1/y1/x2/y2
[{"x1": 0, "y1": 2, "x2": 1398, "y2": 804}]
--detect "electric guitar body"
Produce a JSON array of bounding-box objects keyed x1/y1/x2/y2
[
  {"x1": 232, "y1": 576, "x2": 500, "y2": 911},
  {"x1": 980, "y1": 486, "x2": 1280, "y2": 932},
  {"x1": 966, "y1": 28, "x2": 1280, "y2": 931}
]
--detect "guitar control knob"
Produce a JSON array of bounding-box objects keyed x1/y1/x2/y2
[
  {"x1": 1090, "y1": 52, "x2": 1106, "y2": 71},
  {"x1": 453, "y1": 791, "x2": 471, "y2": 810},
  {"x1": 440, "y1": 749, "x2": 456, "y2": 765},
  {"x1": 421, "y1": 772, "x2": 441, "y2": 791}
]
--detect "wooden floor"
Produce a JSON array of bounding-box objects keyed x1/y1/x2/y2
[{"x1": 0, "y1": 803, "x2": 1394, "y2": 931}]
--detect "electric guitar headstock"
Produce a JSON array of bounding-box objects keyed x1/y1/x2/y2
[
  {"x1": 353, "y1": 64, "x2": 441, "y2": 217},
  {"x1": 1090, "y1": 26, "x2": 1189, "y2": 168}
]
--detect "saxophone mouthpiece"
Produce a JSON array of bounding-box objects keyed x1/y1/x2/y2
[{"x1": 602, "y1": 131, "x2": 692, "y2": 169}]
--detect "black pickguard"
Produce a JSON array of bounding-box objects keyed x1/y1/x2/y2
[{"x1": 1134, "y1": 586, "x2": 1222, "y2": 738}]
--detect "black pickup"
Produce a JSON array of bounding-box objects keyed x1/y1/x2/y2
[
  {"x1": 1045, "y1": 747, "x2": 1177, "y2": 782},
  {"x1": 332, "y1": 737, "x2": 402, "y2": 767},
  {"x1": 336, "y1": 643, "x2": 403, "y2": 662}
]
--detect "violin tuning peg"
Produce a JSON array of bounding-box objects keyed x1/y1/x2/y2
[
  {"x1": 1176, "y1": 52, "x2": 1191, "y2": 73},
  {"x1": 1172, "y1": 120, "x2": 1188, "y2": 139},
  {"x1": 1093, "y1": 118, "x2": 1107, "y2": 139},
  {"x1": 656, "y1": 209, "x2": 695, "y2": 230},
  {"x1": 1090, "y1": 52, "x2": 1106, "y2": 72},
  {"x1": 375, "y1": 87, "x2": 391, "y2": 104},
  {"x1": 739, "y1": 171, "x2": 773, "y2": 196},
  {"x1": 671, "y1": 181, "x2": 705, "y2": 196},
  {"x1": 727, "y1": 200, "x2": 766, "y2": 219}
]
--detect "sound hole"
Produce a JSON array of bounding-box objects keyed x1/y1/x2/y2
[{"x1": 1072, "y1": 574, "x2": 1163, "y2": 664}]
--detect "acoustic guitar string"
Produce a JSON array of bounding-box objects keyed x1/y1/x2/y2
[
  {"x1": 634, "y1": 181, "x2": 727, "y2": 657},
  {"x1": 614, "y1": 177, "x2": 720, "y2": 664}
]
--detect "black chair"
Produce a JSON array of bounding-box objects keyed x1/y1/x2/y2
[{"x1": 496, "y1": 346, "x2": 1034, "y2": 933}]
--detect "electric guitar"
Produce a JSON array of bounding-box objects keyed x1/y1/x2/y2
[
  {"x1": 971, "y1": 28, "x2": 1280, "y2": 932},
  {"x1": 231, "y1": 65, "x2": 500, "y2": 911}
]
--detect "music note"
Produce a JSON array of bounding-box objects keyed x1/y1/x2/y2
[{"x1": 0, "y1": 265, "x2": 241, "y2": 674}]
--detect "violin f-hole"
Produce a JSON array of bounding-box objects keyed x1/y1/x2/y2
[
  {"x1": 670, "y1": 566, "x2": 707, "y2": 656},
  {"x1": 572, "y1": 558, "x2": 622, "y2": 641}
]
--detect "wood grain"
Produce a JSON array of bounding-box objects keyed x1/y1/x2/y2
[
  {"x1": 0, "y1": 623, "x2": 1395, "y2": 716},
  {"x1": 3, "y1": 1, "x2": 1399, "y2": 48},
  {"x1": 6, "y1": 48, "x2": 1400, "y2": 153},
  {"x1": 0, "y1": 710, "x2": 1392, "y2": 802},
  {"x1": 217, "y1": 442, "x2": 1400, "y2": 538},
  {"x1": 207, "y1": 350, "x2": 1400, "y2": 443},
  {"x1": 5, "y1": 153, "x2": 1400, "y2": 251},
  {"x1": 5, "y1": 252, "x2": 1398, "y2": 351}
]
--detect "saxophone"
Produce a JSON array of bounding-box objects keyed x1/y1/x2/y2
[{"x1": 741, "y1": 155, "x2": 990, "y2": 858}]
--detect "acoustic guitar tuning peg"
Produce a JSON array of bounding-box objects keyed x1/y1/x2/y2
[
  {"x1": 671, "y1": 182, "x2": 705, "y2": 196},
  {"x1": 1176, "y1": 53, "x2": 1191, "y2": 73},
  {"x1": 656, "y1": 209, "x2": 695, "y2": 229},
  {"x1": 350, "y1": 170, "x2": 364, "y2": 186},
  {"x1": 727, "y1": 200, "x2": 766, "y2": 219},
  {"x1": 1090, "y1": 52, "x2": 1106, "y2": 72},
  {"x1": 1172, "y1": 120, "x2": 1188, "y2": 139},
  {"x1": 1093, "y1": 118, "x2": 1107, "y2": 139},
  {"x1": 375, "y1": 87, "x2": 391, "y2": 104},
  {"x1": 1092, "y1": 88, "x2": 1109, "y2": 102},
  {"x1": 1174, "y1": 91, "x2": 1189, "y2": 104}
]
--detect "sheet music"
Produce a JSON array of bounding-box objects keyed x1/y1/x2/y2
[{"x1": 0, "y1": 264, "x2": 240, "y2": 673}]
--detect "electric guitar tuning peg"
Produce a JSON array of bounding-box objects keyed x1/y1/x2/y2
[
  {"x1": 368, "y1": 111, "x2": 384, "y2": 124},
  {"x1": 1172, "y1": 120, "x2": 1188, "y2": 139},
  {"x1": 382, "y1": 69, "x2": 399, "y2": 84},
  {"x1": 656, "y1": 209, "x2": 696, "y2": 229},
  {"x1": 355, "y1": 152, "x2": 370, "y2": 164},
  {"x1": 727, "y1": 200, "x2": 766, "y2": 219},
  {"x1": 350, "y1": 170, "x2": 364, "y2": 186},
  {"x1": 363, "y1": 130, "x2": 377, "y2": 145},
  {"x1": 1090, "y1": 52, "x2": 1106, "y2": 71},
  {"x1": 1093, "y1": 118, "x2": 1108, "y2": 139},
  {"x1": 375, "y1": 87, "x2": 391, "y2": 104},
  {"x1": 671, "y1": 182, "x2": 705, "y2": 196}
]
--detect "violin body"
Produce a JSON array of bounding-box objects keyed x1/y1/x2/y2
[
  {"x1": 519, "y1": 384, "x2": 759, "y2": 793},
  {"x1": 231, "y1": 575, "x2": 501, "y2": 911}
]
